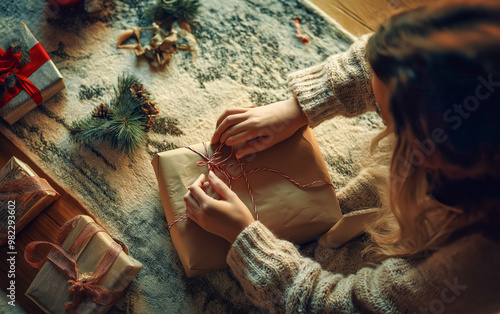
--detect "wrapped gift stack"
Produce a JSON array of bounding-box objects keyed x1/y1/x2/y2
[
  {"x1": 0, "y1": 156, "x2": 60, "y2": 245},
  {"x1": 25, "y1": 215, "x2": 143, "y2": 314},
  {"x1": 0, "y1": 23, "x2": 65, "y2": 125},
  {"x1": 152, "y1": 126, "x2": 343, "y2": 277}
]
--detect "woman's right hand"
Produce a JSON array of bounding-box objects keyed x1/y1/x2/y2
[{"x1": 210, "y1": 98, "x2": 308, "y2": 159}]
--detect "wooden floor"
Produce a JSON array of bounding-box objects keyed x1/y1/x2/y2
[
  {"x1": 0, "y1": 130, "x2": 95, "y2": 313},
  {"x1": 311, "y1": 0, "x2": 431, "y2": 37}
]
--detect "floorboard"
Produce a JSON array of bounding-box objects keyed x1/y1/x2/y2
[{"x1": 310, "y1": 0, "x2": 430, "y2": 37}]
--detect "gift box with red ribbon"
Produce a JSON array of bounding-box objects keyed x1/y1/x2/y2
[
  {"x1": 0, "y1": 156, "x2": 60, "y2": 246},
  {"x1": 152, "y1": 126, "x2": 343, "y2": 277},
  {"x1": 0, "y1": 23, "x2": 65, "y2": 125},
  {"x1": 25, "y1": 215, "x2": 143, "y2": 314}
]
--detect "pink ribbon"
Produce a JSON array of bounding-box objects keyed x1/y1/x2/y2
[
  {"x1": 24, "y1": 216, "x2": 125, "y2": 310},
  {"x1": 0, "y1": 176, "x2": 58, "y2": 245},
  {"x1": 0, "y1": 176, "x2": 56, "y2": 201},
  {"x1": 169, "y1": 142, "x2": 334, "y2": 229}
]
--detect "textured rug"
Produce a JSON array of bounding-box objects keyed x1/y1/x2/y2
[{"x1": 0, "y1": 0, "x2": 386, "y2": 312}]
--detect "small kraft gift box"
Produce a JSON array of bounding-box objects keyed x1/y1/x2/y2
[
  {"x1": 152, "y1": 126, "x2": 344, "y2": 277},
  {"x1": 0, "y1": 156, "x2": 60, "y2": 245},
  {"x1": 25, "y1": 215, "x2": 143, "y2": 314},
  {"x1": 0, "y1": 23, "x2": 65, "y2": 125}
]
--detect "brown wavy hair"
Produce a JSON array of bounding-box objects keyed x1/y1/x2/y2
[{"x1": 364, "y1": 0, "x2": 500, "y2": 260}]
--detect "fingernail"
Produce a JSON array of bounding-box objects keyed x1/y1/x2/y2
[{"x1": 208, "y1": 170, "x2": 214, "y2": 177}]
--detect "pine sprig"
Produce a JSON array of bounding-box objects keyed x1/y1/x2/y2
[
  {"x1": 107, "y1": 92, "x2": 148, "y2": 154},
  {"x1": 71, "y1": 118, "x2": 110, "y2": 145},
  {"x1": 70, "y1": 74, "x2": 158, "y2": 154}
]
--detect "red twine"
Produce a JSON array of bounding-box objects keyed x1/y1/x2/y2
[
  {"x1": 168, "y1": 142, "x2": 334, "y2": 229},
  {"x1": 294, "y1": 18, "x2": 310, "y2": 44},
  {"x1": 24, "y1": 216, "x2": 124, "y2": 311},
  {"x1": 0, "y1": 43, "x2": 50, "y2": 108}
]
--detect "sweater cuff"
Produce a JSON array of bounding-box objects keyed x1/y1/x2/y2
[
  {"x1": 287, "y1": 34, "x2": 376, "y2": 128},
  {"x1": 227, "y1": 221, "x2": 302, "y2": 284},
  {"x1": 287, "y1": 62, "x2": 341, "y2": 128}
]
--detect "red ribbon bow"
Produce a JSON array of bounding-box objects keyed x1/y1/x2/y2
[
  {"x1": 0, "y1": 43, "x2": 50, "y2": 108},
  {"x1": 24, "y1": 216, "x2": 124, "y2": 311}
]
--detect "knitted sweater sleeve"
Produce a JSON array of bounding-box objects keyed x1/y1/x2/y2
[
  {"x1": 287, "y1": 34, "x2": 377, "y2": 128},
  {"x1": 227, "y1": 221, "x2": 500, "y2": 313}
]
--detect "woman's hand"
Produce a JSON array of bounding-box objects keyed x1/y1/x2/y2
[
  {"x1": 184, "y1": 171, "x2": 255, "y2": 243},
  {"x1": 210, "y1": 98, "x2": 308, "y2": 159}
]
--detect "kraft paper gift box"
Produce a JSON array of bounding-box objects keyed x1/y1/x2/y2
[
  {"x1": 0, "y1": 156, "x2": 60, "y2": 245},
  {"x1": 0, "y1": 23, "x2": 65, "y2": 125},
  {"x1": 152, "y1": 126, "x2": 343, "y2": 277},
  {"x1": 25, "y1": 215, "x2": 143, "y2": 314},
  {"x1": 318, "y1": 208, "x2": 379, "y2": 248}
]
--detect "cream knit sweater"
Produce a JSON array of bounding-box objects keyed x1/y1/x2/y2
[{"x1": 226, "y1": 35, "x2": 500, "y2": 313}]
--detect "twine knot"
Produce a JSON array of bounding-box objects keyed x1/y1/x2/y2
[{"x1": 68, "y1": 279, "x2": 89, "y2": 293}]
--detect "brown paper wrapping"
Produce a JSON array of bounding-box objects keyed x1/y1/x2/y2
[
  {"x1": 0, "y1": 23, "x2": 65, "y2": 125},
  {"x1": 0, "y1": 156, "x2": 60, "y2": 240},
  {"x1": 152, "y1": 126, "x2": 342, "y2": 277},
  {"x1": 318, "y1": 208, "x2": 378, "y2": 248},
  {"x1": 25, "y1": 215, "x2": 143, "y2": 314}
]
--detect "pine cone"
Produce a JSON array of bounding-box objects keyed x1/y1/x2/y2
[
  {"x1": 92, "y1": 103, "x2": 109, "y2": 118},
  {"x1": 141, "y1": 100, "x2": 159, "y2": 132},
  {"x1": 130, "y1": 83, "x2": 148, "y2": 100},
  {"x1": 145, "y1": 116, "x2": 155, "y2": 131},
  {"x1": 141, "y1": 100, "x2": 160, "y2": 116}
]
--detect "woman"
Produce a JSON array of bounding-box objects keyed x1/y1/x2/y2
[{"x1": 184, "y1": 0, "x2": 500, "y2": 312}]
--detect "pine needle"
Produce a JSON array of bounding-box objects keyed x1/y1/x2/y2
[{"x1": 70, "y1": 74, "x2": 154, "y2": 155}]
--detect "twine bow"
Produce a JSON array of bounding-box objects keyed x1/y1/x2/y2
[
  {"x1": 0, "y1": 176, "x2": 58, "y2": 245},
  {"x1": 0, "y1": 43, "x2": 50, "y2": 107},
  {"x1": 24, "y1": 216, "x2": 124, "y2": 310},
  {"x1": 0, "y1": 176, "x2": 56, "y2": 201},
  {"x1": 168, "y1": 142, "x2": 334, "y2": 229}
]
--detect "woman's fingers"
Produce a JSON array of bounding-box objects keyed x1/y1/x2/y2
[
  {"x1": 187, "y1": 174, "x2": 211, "y2": 207},
  {"x1": 205, "y1": 184, "x2": 222, "y2": 200},
  {"x1": 184, "y1": 191, "x2": 200, "y2": 210},
  {"x1": 224, "y1": 130, "x2": 259, "y2": 147},
  {"x1": 211, "y1": 113, "x2": 248, "y2": 145},
  {"x1": 207, "y1": 171, "x2": 234, "y2": 200},
  {"x1": 193, "y1": 173, "x2": 205, "y2": 186},
  {"x1": 215, "y1": 108, "x2": 250, "y2": 128},
  {"x1": 218, "y1": 122, "x2": 247, "y2": 145},
  {"x1": 185, "y1": 204, "x2": 199, "y2": 223},
  {"x1": 235, "y1": 137, "x2": 270, "y2": 159}
]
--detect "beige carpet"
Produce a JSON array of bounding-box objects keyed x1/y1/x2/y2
[{"x1": 0, "y1": 0, "x2": 386, "y2": 312}]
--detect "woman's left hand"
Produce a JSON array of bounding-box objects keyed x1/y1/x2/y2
[{"x1": 183, "y1": 171, "x2": 255, "y2": 243}]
